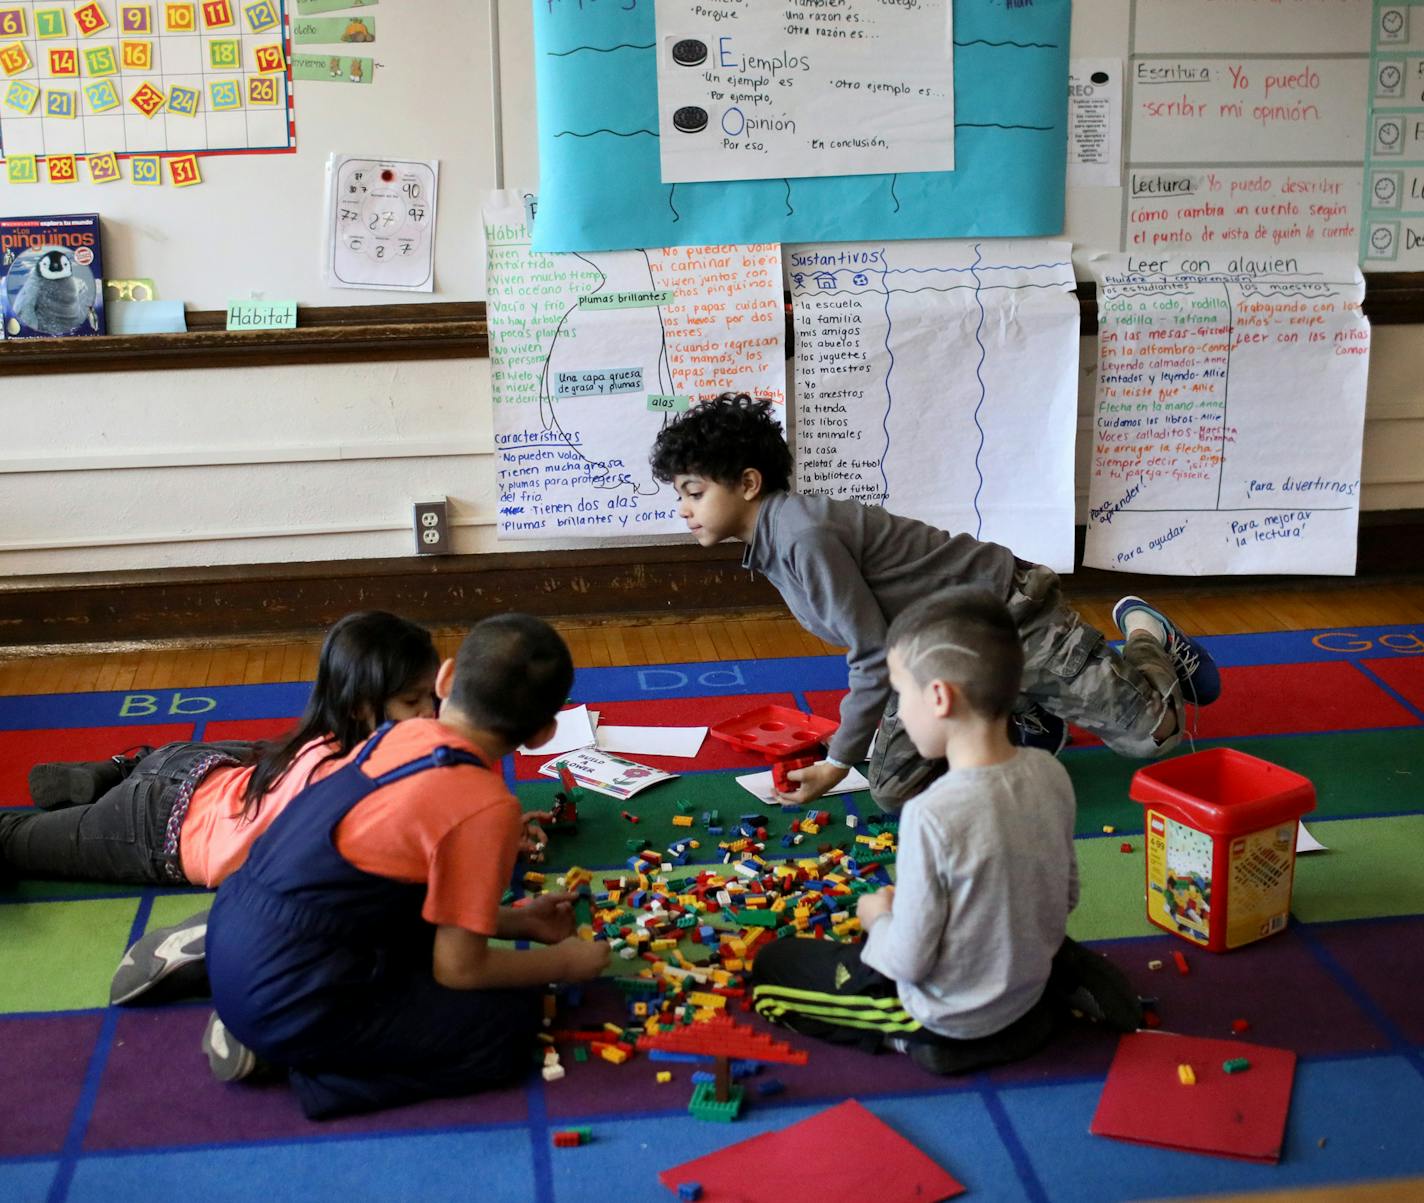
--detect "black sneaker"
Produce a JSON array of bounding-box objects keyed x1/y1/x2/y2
[
  {"x1": 28, "y1": 749, "x2": 149, "y2": 811},
  {"x1": 1049, "y1": 938, "x2": 1142, "y2": 1032},
  {"x1": 1112, "y1": 597, "x2": 1222, "y2": 706},
  {"x1": 202, "y1": 1011, "x2": 260, "y2": 1082},
  {"x1": 1010, "y1": 704, "x2": 1069, "y2": 755},
  {"x1": 110, "y1": 908, "x2": 210, "y2": 1006}
]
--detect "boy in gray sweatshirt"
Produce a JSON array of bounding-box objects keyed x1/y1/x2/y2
[
  {"x1": 649, "y1": 394, "x2": 1221, "y2": 811},
  {"x1": 749, "y1": 588, "x2": 1138, "y2": 1073}
]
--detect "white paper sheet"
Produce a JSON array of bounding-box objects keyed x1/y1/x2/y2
[
  {"x1": 735, "y1": 766, "x2": 870, "y2": 807},
  {"x1": 595, "y1": 725, "x2": 707, "y2": 759},
  {"x1": 1295, "y1": 821, "x2": 1329, "y2": 853},
  {"x1": 1068, "y1": 59, "x2": 1122, "y2": 187},
  {"x1": 519, "y1": 705, "x2": 596, "y2": 756},
  {"x1": 788, "y1": 238, "x2": 1080, "y2": 571},
  {"x1": 654, "y1": 0, "x2": 953, "y2": 183},
  {"x1": 1084, "y1": 253, "x2": 1369, "y2": 575},
  {"x1": 484, "y1": 191, "x2": 787, "y2": 539},
  {"x1": 324, "y1": 155, "x2": 438, "y2": 292}
]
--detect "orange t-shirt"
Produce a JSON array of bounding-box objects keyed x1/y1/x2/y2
[
  {"x1": 179, "y1": 737, "x2": 343, "y2": 888},
  {"x1": 329, "y1": 719, "x2": 520, "y2": 936}
]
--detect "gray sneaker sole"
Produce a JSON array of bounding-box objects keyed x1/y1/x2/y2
[{"x1": 110, "y1": 910, "x2": 210, "y2": 1006}]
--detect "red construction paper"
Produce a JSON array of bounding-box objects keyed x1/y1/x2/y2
[
  {"x1": 658, "y1": 1099, "x2": 964, "y2": 1203},
  {"x1": 1091, "y1": 1032, "x2": 1296, "y2": 1163}
]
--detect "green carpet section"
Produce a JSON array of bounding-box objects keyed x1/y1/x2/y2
[
  {"x1": 1067, "y1": 837, "x2": 1158, "y2": 943},
  {"x1": 145, "y1": 891, "x2": 215, "y2": 934},
  {"x1": 1064, "y1": 728, "x2": 1424, "y2": 835},
  {"x1": 0, "y1": 897, "x2": 139, "y2": 1012},
  {"x1": 517, "y1": 775, "x2": 872, "y2": 873},
  {"x1": 1291, "y1": 815, "x2": 1424, "y2": 923},
  {"x1": 6, "y1": 878, "x2": 136, "y2": 903}
]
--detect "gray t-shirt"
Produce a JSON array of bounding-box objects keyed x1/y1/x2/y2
[
  {"x1": 740, "y1": 491, "x2": 1017, "y2": 764},
  {"x1": 860, "y1": 748, "x2": 1079, "y2": 1040}
]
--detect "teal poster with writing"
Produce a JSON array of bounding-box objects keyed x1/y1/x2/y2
[{"x1": 532, "y1": 0, "x2": 1071, "y2": 252}]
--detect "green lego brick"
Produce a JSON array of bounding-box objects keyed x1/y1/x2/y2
[{"x1": 688, "y1": 1081, "x2": 744, "y2": 1122}]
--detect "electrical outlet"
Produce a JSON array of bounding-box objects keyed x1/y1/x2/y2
[{"x1": 413, "y1": 499, "x2": 451, "y2": 555}]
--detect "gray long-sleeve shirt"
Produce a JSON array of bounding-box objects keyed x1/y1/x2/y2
[
  {"x1": 860, "y1": 748, "x2": 1079, "y2": 1040},
  {"x1": 740, "y1": 491, "x2": 1017, "y2": 764}
]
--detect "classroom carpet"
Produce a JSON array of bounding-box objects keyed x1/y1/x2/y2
[{"x1": 2, "y1": 623, "x2": 1422, "y2": 1203}]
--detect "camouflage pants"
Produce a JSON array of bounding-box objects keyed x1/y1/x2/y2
[{"x1": 867, "y1": 563, "x2": 1183, "y2": 813}]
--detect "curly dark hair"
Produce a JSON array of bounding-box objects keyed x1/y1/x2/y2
[{"x1": 649, "y1": 392, "x2": 793, "y2": 493}]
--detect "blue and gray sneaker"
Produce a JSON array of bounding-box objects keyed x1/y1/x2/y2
[
  {"x1": 1010, "y1": 703, "x2": 1070, "y2": 755},
  {"x1": 1112, "y1": 596, "x2": 1222, "y2": 706}
]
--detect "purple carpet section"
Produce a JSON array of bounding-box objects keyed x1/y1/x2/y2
[
  {"x1": 0, "y1": 1013, "x2": 103, "y2": 1157},
  {"x1": 83, "y1": 1006, "x2": 529, "y2": 1151},
  {"x1": 1308, "y1": 917, "x2": 1424, "y2": 1045}
]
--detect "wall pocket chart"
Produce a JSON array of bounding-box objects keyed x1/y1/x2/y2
[
  {"x1": 789, "y1": 238, "x2": 1079, "y2": 574},
  {"x1": 531, "y1": 0, "x2": 1069, "y2": 252},
  {"x1": 1084, "y1": 252, "x2": 1369, "y2": 576},
  {"x1": 484, "y1": 192, "x2": 786, "y2": 540}
]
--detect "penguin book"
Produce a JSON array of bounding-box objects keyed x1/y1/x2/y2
[{"x1": 1, "y1": 212, "x2": 106, "y2": 339}]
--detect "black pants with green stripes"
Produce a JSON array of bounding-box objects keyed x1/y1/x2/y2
[{"x1": 750, "y1": 937, "x2": 1057, "y2": 1073}]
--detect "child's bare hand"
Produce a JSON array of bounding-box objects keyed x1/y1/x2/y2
[
  {"x1": 520, "y1": 811, "x2": 552, "y2": 861},
  {"x1": 776, "y1": 760, "x2": 849, "y2": 805},
  {"x1": 561, "y1": 937, "x2": 612, "y2": 981},
  {"x1": 518, "y1": 891, "x2": 575, "y2": 944},
  {"x1": 856, "y1": 885, "x2": 894, "y2": 927}
]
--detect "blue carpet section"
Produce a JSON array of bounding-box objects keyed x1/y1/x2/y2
[{"x1": 2, "y1": 622, "x2": 1422, "y2": 1202}]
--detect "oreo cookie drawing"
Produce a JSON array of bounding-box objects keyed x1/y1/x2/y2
[
  {"x1": 673, "y1": 105, "x2": 708, "y2": 134},
  {"x1": 671, "y1": 38, "x2": 707, "y2": 67}
]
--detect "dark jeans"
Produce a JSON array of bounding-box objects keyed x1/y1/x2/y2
[
  {"x1": 751, "y1": 935, "x2": 1059, "y2": 1073},
  {"x1": 0, "y1": 741, "x2": 256, "y2": 885}
]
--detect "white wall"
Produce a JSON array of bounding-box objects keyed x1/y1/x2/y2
[{"x1": 1, "y1": 0, "x2": 1420, "y2": 580}]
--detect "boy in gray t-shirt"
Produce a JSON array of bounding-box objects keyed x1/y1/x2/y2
[{"x1": 751, "y1": 589, "x2": 1139, "y2": 1074}]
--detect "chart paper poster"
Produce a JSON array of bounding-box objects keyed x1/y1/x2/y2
[
  {"x1": 532, "y1": 0, "x2": 1069, "y2": 252},
  {"x1": 789, "y1": 239, "x2": 1079, "y2": 573},
  {"x1": 653, "y1": 0, "x2": 952, "y2": 184},
  {"x1": 484, "y1": 192, "x2": 786, "y2": 540},
  {"x1": 1085, "y1": 253, "x2": 1369, "y2": 576}
]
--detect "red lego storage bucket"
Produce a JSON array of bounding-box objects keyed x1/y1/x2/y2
[{"x1": 1130, "y1": 748, "x2": 1315, "y2": 952}]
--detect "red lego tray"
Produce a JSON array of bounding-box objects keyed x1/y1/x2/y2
[{"x1": 707, "y1": 705, "x2": 838, "y2": 758}]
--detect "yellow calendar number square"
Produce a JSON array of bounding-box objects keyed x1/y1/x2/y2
[
  {"x1": 131, "y1": 154, "x2": 162, "y2": 184},
  {"x1": 208, "y1": 77, "x2": 241, "y2": 110},
  {"x1": 48, "y1": 154, "x2": 79, "y2": 183},
  {"x1": 85, "y1": 45, "x2": 119, "y2": 76},
  {"x1": 48, "y1": 46, "x2": 81, "y2": 77},
  {"x1": 122, "y1": 39, "x2": 154, "y2": 70},
  {"x1": 253, "y1": 43, "x2": 284, "y2": 73},
  {"x1": 3, "y1": 77, "x2": 39, "y2": 112},
  {"x1": 0, "y1": 8, "x2": 27, "y2": 38},
  {"x1": 84, "y1": 78, "x2": 121, "y2": 111},
  {"x1": 201, "y1": 0, "x2": 234, "y2": 29},
  {"x1": 0, "y1": 41, "x2": 32, "y2": 76},
  {"x1": 7, "y1": 153, "x2": 38, "y2": 183},
  {"x1": 35, "y1": 8, "x2": 69, "y2": 38},
  {"x1": 208, "y1": 38, "x2": 239, "y2": 68},
  {"x1": 243, "y1": 0, "x2": 277, "y2": 33},
  {"x1": 168, "y1": 152, "x2": 202, "y2": 187},
  {"x1": 121, "y1": 4, "x2": 154, "y2": 35},
  {"x1": 74, "y1": 2, "x2": 112, "y2": 36},
  {"x1": 46, "y1": 88, "x2": 79, "y2": 117},
  {"x1": 88, "y1": 150, "x2": 122, "y2": 183},
  {"x1": 246, "y1": 73, "x2": 278, "y2": 105},
  {"x1": 165, "y1": 2, "x2": 196, "y2": 32},
  {"x1": 129, "y1": 79, "x2": 166, "y2": 117},
  {"x1": 166, "y1": 82, "x2": 200, "y2": 115}
]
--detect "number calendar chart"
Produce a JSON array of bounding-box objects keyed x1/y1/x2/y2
[
  {"x1": 0, "y1": 1, "x2": 295, "y2": 168},
  {"x1": 324, "y1": 154, "x2": 438, "y2": 292}
]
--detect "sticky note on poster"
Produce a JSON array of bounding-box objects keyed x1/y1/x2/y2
[{"x1": 554, "y1": 367, "x2": 643, "y2": 399}]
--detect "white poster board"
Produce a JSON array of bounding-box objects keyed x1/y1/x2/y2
[
  {"x1": 1084, "y1": 252, "x2": 1369, "y2": 575},
  {"x1": 788, "y1": 239, "x2": 1080, "y2": 573},
  {"x1": 484, "y1": 192, "x2": 786, "y2": 540},
  {"x1": 653, "y1": 0, "x2": 953, "y2": 183}
]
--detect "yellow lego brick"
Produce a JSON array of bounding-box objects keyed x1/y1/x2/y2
[
  {"x1": 688, "y1": 991, "x2": 726, "y2": 1009},
  {"x1": 604, "y1": 1022, "x2": 624, "y2": 1036},
  {"x1": 656, "y1": 1071, "x2": 672, "y2": 1084},
  {"x1": 599, "y1": 1046, "x2": 629, "y2": 1064},
  {"x1": 633, "y1": 1002, "x2": 648, "y2": 1017},
  {"x1": 1177, "y1": 1063, "x2": 1196, "y2": 1086},
  {"x1": 650, "y1": 938, "x2": 678, "y2": 952},
  {"x1": 723, "y1": 958, "x2": 744, "y2": 972},
  {"x1": 672, "y1": 814, "x2": 694, "y2": 827},
  {"x1": 801, "y1": 822, "x2": 820, "y2": 835}
]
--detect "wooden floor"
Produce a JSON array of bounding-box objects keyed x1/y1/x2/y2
[{"x1": 0, "y1": 581, "x2": 1420, "y2": 695}]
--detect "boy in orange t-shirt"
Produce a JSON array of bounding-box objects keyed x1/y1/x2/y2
[{"x1": 203, "y1": 614, "x2": 610, "y2": 1120}]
